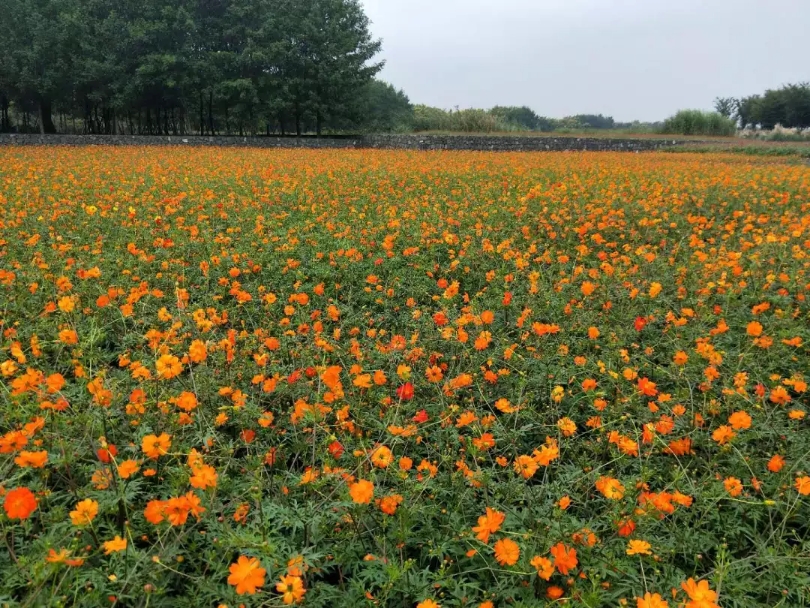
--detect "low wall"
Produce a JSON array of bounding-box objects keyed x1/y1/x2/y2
[{"x1": 0, "y1": 133, "x2": 686, "y2": 152}]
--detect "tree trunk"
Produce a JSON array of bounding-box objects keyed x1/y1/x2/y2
[
  {"x1": 316, "y1": 110, "x2": 322, "y2": 137},
  {"x1": 199, "y1": 90, "x2": 204, "y2": 135},
  {"x1": 208, "y1": 91, "x2": 214, "y2": 135},
  {"x1": 295, "y1": 102, "x2": 301, "y2": 136},
  {"x1": 0, "y1": 94, "x2": 9, "y2": 132},
  {"x1": 41, "y1": 98, "x2": 56, "y2": 133}
]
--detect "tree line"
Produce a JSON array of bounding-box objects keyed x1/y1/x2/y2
[
  {"x1": 0, "y1": 0, "x2": 386, "y2": 135},
  {"x1": 410, "y1": 106, "x2": 631, "y2": 133},
  {"x1": 715, "y1": 83, "x2": 810, "y2": 130}
]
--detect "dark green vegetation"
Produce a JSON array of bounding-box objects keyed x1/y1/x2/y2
[
  {"x1": 715, "y1": 83, "x2": 810, "y2": 130},
  {"x1": 659, "y1": 110, "x2": 737, "y2": 137},
  {"x1": 0, "y1": 0, "x2": 386, "y2": 135}
]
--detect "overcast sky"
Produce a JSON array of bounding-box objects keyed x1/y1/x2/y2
[{"x1": 361, "y1": 0, "x2": 810, "y2": 122}]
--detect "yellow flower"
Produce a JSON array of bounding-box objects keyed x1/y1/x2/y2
[
  {"x1": 102, "y1": 535, "x2": 127, "y2": 555},
  {"x1": 70, "y1": 499, "x2": 99, "y2": 526},
  {"x1": 626, "y1": 539, "x2": 652, "y2": 556}
]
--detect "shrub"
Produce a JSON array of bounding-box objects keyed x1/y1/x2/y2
[{"x1": 660, "y1": 110, "x2": 736, "y2": 136}]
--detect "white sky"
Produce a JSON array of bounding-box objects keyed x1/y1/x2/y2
[{"x1": 361, "y1": 0, "x2": 810, "y2": 122}]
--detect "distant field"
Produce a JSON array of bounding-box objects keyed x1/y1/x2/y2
[{"x1": 1, "y1": 147, "x2": 809, "y2": 607}]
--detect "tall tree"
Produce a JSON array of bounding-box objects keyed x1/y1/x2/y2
[{"x1": 713, "y1": 97, "x2": 735, "y2": 119}]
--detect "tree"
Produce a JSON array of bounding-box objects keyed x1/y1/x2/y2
[
  {"x1": 489, "y1": 106, "x2": 540, "y2": 130},
  {"x1": 713, "y1": 97, "x2": 735, "y2": 119},
  {"x1": 355, "y1": 79, "x2": 413, "y2": 132},
  {"x1": 0, "y1": 0, "x2": 384, "y2": 135},
  {"x1": 735, "y1": 95, "x2": 760, "y2": 129}
]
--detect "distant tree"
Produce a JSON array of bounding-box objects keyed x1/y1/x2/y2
[
  {"x1": 489, "y1": 106, "x2": 540, "y2": 130},
  {"x1": 713, "y1": 97, "x2": 735, "y2": 118},
  {"x1": 355, "y1": 80, "x2": 413, "y2": 132},
  {"x1": 782, "y1": 83, "x2": 810, "y2": 129},
  {"x1": 569, "y1": 114, "x2": 615, "y2": 129},
  {"x1": 756, "y1": 89, "x2": 789, "y2": 130},
  {"x1": 735, "y1": 95, "x2": 760, "y2": 129},
  {"x1": 660, "y1": 110, "x2": 736, "y2": 136}
]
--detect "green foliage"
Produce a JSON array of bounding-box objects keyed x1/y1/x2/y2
[
  {"x1": 354, "y1": 80, "x2": 413, "y2": 133},
  {"x1": 489, "y1": 106, "x2": 552, "y2": 131},
  {"x1": 660, "y1": 110, "x2": 736, "y2": 137},
  {"x1": 729, "y1": 84, "x2": 810, "y2": 130},
  {"x1": 412, "y1": 106, "x2": 619, "y2": 134},
  {"x1": 0, "y1": 0, "x2": 382, "y2": 135},
  {"x1": 713, "y1": 97, "x2": 735, "y2": 118}
]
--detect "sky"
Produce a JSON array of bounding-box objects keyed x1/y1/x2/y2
[{"x1": 361, "y1": 0, "x2": 810, "y2": 122}]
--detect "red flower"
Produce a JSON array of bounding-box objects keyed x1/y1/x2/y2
[
  {"x1": 97, "y1": 444, "x2": 118, "y2": 463},
  {"x1": 634, "y1": 316, "x2": 647, "y2": 332},
  {"x1": 412, "y1": 409, "x2": 429, "y2": 423},
  {"x1": 396, "y1": 382, "x2": 414, "y2": 401},
  {"x1": 3, "y1": 487, "x2": 38, "y2": 520},
  {"x1": 328, "y1": 441, "x2": 344, "y2": 459}
]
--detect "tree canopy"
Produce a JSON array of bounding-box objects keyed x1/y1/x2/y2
[
  {"x1": 726, "y1": 83, "x2": 810, "y2": 130},
  {"x1": 0, "y1": 0, "x2": 384, "y2": 134}
]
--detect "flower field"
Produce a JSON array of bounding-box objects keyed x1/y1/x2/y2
[{"x1": 1, "y1": 146, "x2": 809, "y2": 607}]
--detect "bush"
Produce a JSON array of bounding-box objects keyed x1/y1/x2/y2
[{"x1": 660, "y1": 110, "x2": 736, "y2": 137}]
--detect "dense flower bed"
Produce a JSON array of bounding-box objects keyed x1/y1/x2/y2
[{"x1": 0, "y1": 147, "x2": 808, "y2": 607}]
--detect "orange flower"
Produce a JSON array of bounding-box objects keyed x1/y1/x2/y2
[
  {"x1": 102, "y1": 535, "x2": 127, "y2": 555},
  {"x1": 557, "y1": 417, "x2": 577, "y2": 436},
  {"x1": 769, "y1": 386, "x2": 791, "y2": 405},
  {"x1": 370, "y1": 446, "x2": 393, "y2": 469},
  {"x1": 189, "y1": 464, "x2": 218, "y2": 489},
  {"x1": 3, "y1": 487, "x2": 37, "y2": 520},
  {"x1": 746, "y1": 321, "x2": 763, "y2": 337},
  {"x1": 228, "y1": 555, "x2": 266, "y2": 595},
  {"x1": 767, "y1": 454, "x2": 785, "y2": 473},
  {"x1": 378, "y1": 494, "x2": 403, "y2": 515},
  {"x1": 14, "y1": 450, "x2": 48, "y2": 468},
  {"x1": 636, "y1": 592, "x2": 669, "y2": 608},
  {"x1": 117, "y1": 459, "x2": 140, "y2": 479},
  {"x1": 493, "y1": 538, "x2": 520, "y2": 566},
  {"x1": 728, "y1": 410, "x2": 751, "y2": 430},
  {"x1": 349, "y1": 479, "x2": 374, "y2": 504},
  {"x1": 156, "y1": 354, "x2": 183, "y2": 379},
  {"x1": 473, "y1": 331, "x2": 492, "y2": 350},
  {"x1": 513, "y1": 454, "x2": 538, "y2": 479},
  {"x1": 416, "y1": 600, "x2": 440, "y2": 608},
  {"x1": 680, "y1": 578, "x2": 719, "y2": 608},
  {"x1": 276, "y1": 573, "x2": 306, "y2": 604},
  {"x1": 189, "y1": 339, "x2": 208, "y2": 363},
  {"x1": 425, "y1": 365, "x2": 444, "y2": 382},
  {"x1": 711, "y1": 425, "x2": 735, "y2": 445},
  {"x1": 795, "y1": 476, "x2": 810, "y2": 495},
  {"x1": 175, "y1": 391, "x2": 198, "y2": 412},
  {"x1": 142, "y1": 433, "x2": 172, "y2": 459},
  {"x1": 595, "y1": 475, "x2": 625, "y2": 499},
  {"x1": 550, "y1": 542, "x2": 578, "y2": 575},
  {"x1": 724, "y1": 476, "x2": 743, "y2": 497},
  {"x1": 353, "y1": 373, "x2": 372, "y2": 388},
  {"x1": 472, "y1": 507, "x2": 506, "y2": 543},
  {"x1": 70, "y1": 499, "x2": 99, "y2": 526},
  {"x1": 530, "y1": 555, "x2": 554, "y2": 580},
  {"x1": 626, "y1": 539, "x2": 652, "y2": 556},
  {"x1": 673, "y1": 351, "x2": 688, "y2": 365}
]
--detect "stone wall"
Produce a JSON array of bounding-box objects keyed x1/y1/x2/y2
[{"x1": 0, "y1": 132, "x2": 687, "y2": 152}]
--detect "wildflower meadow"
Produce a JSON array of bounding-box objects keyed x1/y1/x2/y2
[{"x1": 0, "y1": 146, "x2": 808, "y2": 607}]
